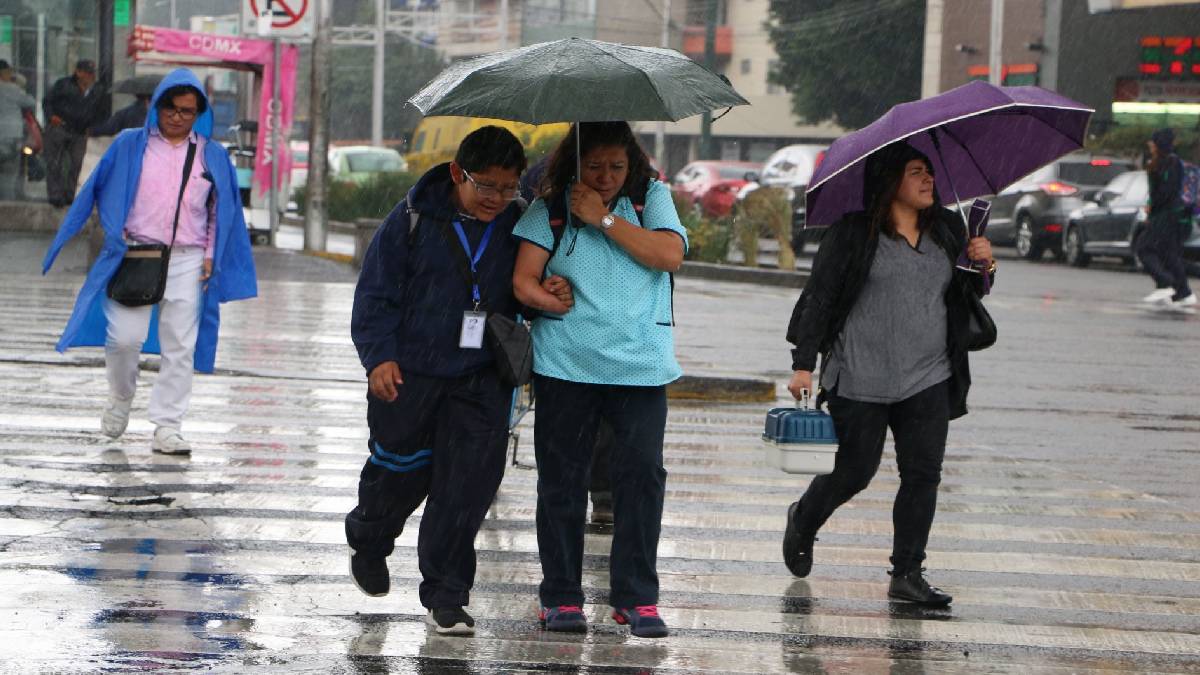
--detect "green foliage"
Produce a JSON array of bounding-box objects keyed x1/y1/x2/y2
[
  {"x1": 767, "y1": 0, "x2": 924, "y2": 129},
  {"x1": 675, "y1": 193, "x2": 730, "y2": 263},
  {"x1": 1086, "y1": 126, "x2": 1200, "y2": 163},
  {"x1": 738, "y1": 188, "x2": 794, "y2": 270},
  {"x1": 296, "y1": 172, "x2": 420, "y2": 223}
]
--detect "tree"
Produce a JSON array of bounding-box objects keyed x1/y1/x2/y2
[
  {"x1": 767, "y1": 0, "x2": 924, "y2": 129},
  {"x1": 326, "y1": 35, "x2": 447, "y2": 142}
]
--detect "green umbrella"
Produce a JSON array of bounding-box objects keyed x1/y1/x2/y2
[{"x1": 409, "y1": 38, "x2": 747, "y2": 124}]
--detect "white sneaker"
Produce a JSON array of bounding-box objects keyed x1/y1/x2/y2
[
  {"x1": 152, "y1": 426, "x2": 191, "y2": 455},
  {"x1": 1143, "y1": 288, "x2": 1175, "y2": 304},
  {"x1": 1173, "y1": 293, "x2": 1198, "y2": 308},
  {"x1": 100, "y1": 396, "x2": 133, "y2": 439}
]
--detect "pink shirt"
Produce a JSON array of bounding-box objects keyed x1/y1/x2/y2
[{"x1": 124, "y1": 129, "x2": 216, "y2": 258}]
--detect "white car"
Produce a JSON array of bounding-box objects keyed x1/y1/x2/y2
[
  {"x1": 327, "y1": 145, "x2": 408, "y2": 184},
  {"x1": 737, "y1": 144, "x2": 828, "y2": 253}
]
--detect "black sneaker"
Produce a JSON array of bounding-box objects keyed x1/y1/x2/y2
[
  {"x1": 782, "y1": 500, "x2": 817, "y2": 578},
  {"x1": 349, "y1": 553, "x2": 389, "y2": 597},
  {"x1": 887, "y1": 568, "x2": 952, "y2": 607},
  {"x1": 425, "y1": 606, "x2": 476, "y2": 636}
]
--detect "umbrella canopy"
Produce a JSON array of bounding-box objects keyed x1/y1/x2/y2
[
  {"x1": 408, "y1": 37, "x2": 747, "y2": 124},
  {"x1": 805, "y1": 81, "x2": 1094, "y2": 228},
  {"x1": 114, "y1": 74, "x2": 163, "y2": 96}
]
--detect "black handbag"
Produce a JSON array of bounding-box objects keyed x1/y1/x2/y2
[
  {"x1": 107, "y1": 141, "x2": 196, "y2": 307},
  {"x1": 964, "y1": 285, "x2": 997, "y2": 351},
  {"x1": 485, "y1": 312, "x2": 533, "y2": 387}
]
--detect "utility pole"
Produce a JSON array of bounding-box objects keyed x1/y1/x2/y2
[
  {"x1": 500, "y1": 0, "x2": 509, "y2": 50},
  {"x1": 989, "y1": 0, "x2": 1004, "y2": 85},
  {"x1": 269, "y1": 36, "x2": 281, "y2": 247},
  {"x1": 371, "y1": 0, "x2": 385, "y2": 147},
  {"x1": 305, "y1": 0, "x2": 332, "y2": 253},
  {"x1": 698, "y1": 0, "x2": 717, "y2": 160},
  {"x1": 654, "y1": 0, "x2": 671, "y2": 169}
]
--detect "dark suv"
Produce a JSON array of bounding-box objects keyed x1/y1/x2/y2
[{"x1": 987, "y1": 154, "x2": 1135, "y2": 260}]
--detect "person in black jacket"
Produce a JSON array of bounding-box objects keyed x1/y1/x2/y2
[
  {"x1": 783, "y1": 141, "x2": 994, "y2": 606},
  {"x1": 42, "y1": 60, "x2": 104, "y2": 207},
  {"x1": 346, "y1": 126, "x2": 572, "y2": 636},
  {"x1": 1137, "y1": 128, "x2": 1195, "y2": 308},
  {"x1": 91, "y1": 95, "x2": 151, "y2": 137}
]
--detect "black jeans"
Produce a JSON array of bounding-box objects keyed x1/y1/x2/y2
[
  {"x1": 1137, "y1": 212, "x2": 1193, "y2": 300},
  {"x1": 533, "y1": 375, "x2": 668, "y2": 608},
  {"x1": 44, "y1": 125, "x2": 86, "y2": 205},
  {"x1": 795, "y1": 380, "x2": 950, "y2": 575},
  {"x1": 345, "y1": 369, "x2": 510, "y2": 609}
]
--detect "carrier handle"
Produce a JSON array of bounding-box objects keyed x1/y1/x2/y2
[{"x1": 799, "y1": 387, "x2": 810, "y2": 411}]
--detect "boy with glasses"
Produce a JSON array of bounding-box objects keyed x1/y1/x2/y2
[{"x1": 347, "y1": 126, "x2": 572, "y2": 635}]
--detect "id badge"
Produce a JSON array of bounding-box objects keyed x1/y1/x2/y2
[{"x1": 460, "y1": 310, "x2": 486, "y2": 349}]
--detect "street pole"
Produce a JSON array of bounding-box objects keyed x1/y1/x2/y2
[
  {"x1": 654, "y1": 0, "x2": 671, "y2": 169},
  {"x1": 98, "y1": 0, "x2": 114, "y2": 121},
  {"x1": 305, "y1": 0, "x2": 332, "y2": 253},
  {"x1": 989, "y1": 0, "x2": 1004, "y2": 85},
  {"x1": 698, "y1": 0, "x2": 717, "y2": 160},
  {"x1": 500, "y1": 0, "x2": 509, "y2": 49},
  {"x1": 371, "y1": 0, "x2": 385, "y2": 147},
  {"x1": 270, "y1": 37, "x2": 281, "y2": 247}
]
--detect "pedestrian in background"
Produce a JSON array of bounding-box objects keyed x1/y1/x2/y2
[
  {"x1": 91, "y1": 94, "x2": 152, "y2": 137},
  {"x1": 346, "y1": 126, "x2": 572, "y2": 637},
  {"x1": 1137, "y1": 128, "x2": 1195, "y2": 308},
  {"x1": 42, "y1": 59, "x2": 104, "y2": 207},
  {"x1": 512, "y1": 121, "x2": 686, "y2": 639},
  {"x1": 0, "y1": 60, "x2": 35, "y2": 201},
  {"x1": 783, "y1": 142, "x2": 994, "y2": 607},
  {"x1": 42, "y1": 68, "x2": 258, "y2": 455}
]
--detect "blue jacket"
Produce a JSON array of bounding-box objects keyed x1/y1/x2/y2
[
  {"x1": 42, "y1": 68, "x2": 257, "y2": 373},
  {"x1": 352, "y1": 163, "x2": 522, "y2": 378}
]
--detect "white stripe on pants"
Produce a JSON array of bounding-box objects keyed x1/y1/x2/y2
[{"x1": 104, "y1": 247, "x2": 204, "y2": 430}]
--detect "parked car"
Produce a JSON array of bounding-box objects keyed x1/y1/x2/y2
[
  {"x1": 1063, "y1": 170, "x2": 1200, "y2": 268},
  {"x1": 986, "y1": 153, "x2": 1135, "y2": 260},
  {"x1": 328, "y1": 145, "x2": 408, "y2": 185},
  {"x1": 289, "y1": 140, "x2": 309, "y2": 191},
  {"x1": 736, "y1": 144, "x2": 828, "y2": 253},
  {"x1": 670, "y1": 160, "x2": 762, "y2": 218}
]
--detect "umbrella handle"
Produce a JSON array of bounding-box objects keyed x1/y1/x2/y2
[{"x1": 928, "y1": 128, "x2": 970, "y2": 236}]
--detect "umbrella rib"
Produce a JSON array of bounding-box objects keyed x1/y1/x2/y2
[
  {"x1": 938, "y1": 126, "x2": 998, "y2": 196},
  {"x1": 597, "y1": 43, "x2": 672, "y2": 121}
]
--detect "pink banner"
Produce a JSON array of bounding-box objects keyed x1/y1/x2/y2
[{"x1": 129, "y1": 25, "x2": 299, "y2": 194}]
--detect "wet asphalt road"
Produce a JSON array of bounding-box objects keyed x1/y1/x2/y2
[{"x1": 1, "y1": 232, "x2": 1199, "y2": 673}]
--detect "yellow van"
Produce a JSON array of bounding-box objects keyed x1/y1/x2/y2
[{"x1": 406, "y1": 117, "x2": 569, "y2": 174}]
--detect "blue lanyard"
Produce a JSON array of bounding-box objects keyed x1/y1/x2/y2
[{"x1": 451, "y1": 219, "x2": 496, "y2": 307}]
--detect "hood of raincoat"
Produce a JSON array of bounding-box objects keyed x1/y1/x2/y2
[{"x1": 144, "y1": 68, "x2": 214, "y2": 139}]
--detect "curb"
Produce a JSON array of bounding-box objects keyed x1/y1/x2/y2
[
  {"x1": 677, "y1": 261, "x2": 810, "y2": 288},
  {"x1": 668, "y1": 375, "x2": 776, "y2": 403},
  {"x1": 2, "y1": 356, "x2": 776, "y2": 404}
]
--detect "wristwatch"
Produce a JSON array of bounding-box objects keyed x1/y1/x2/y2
[{"x1": 600, "y1": 213, "x2": 617, "y2": 230}]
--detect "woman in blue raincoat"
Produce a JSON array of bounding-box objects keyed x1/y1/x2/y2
[{"x1": 42, "y1": 68, "x2": 257, "y2": 455}]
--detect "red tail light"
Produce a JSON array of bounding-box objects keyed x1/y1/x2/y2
[
  {"x1": 1040, "y1": 181, "x2": 1079, "y2": 196},
  {"x1": 814, "y1": 151, "x2": 826, "y2": 168},
  {"x1": 1090, "y1": 159, "x2": 1112, "y2": 166},
  {"x1": 1044, "y1": 223, "x2": 1063, "y2": 233}
]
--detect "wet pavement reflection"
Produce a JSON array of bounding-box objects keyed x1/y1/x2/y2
[{"x1": 2, "y1": 247, "x2": 1200, "y2": 672}]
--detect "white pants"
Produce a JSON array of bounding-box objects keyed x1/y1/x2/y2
[{"x1": 104, "y1": 247, "x2": 204, "y2": 430}]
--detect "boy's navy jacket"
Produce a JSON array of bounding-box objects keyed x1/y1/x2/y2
[{"x1": 352, "y1": 162, "x2": 522, "y2": 378}]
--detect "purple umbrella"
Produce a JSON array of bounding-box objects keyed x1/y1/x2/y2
[{"x1": 805, "y1": 80, "x2": 1094, "y2": 228}]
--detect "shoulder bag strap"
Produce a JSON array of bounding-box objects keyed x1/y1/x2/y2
[{"x1": 168, "y1": 140, "x2": 198, "y2": 247}]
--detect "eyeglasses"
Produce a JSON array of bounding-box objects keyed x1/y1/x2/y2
[
  {"x1": 160, "y1": 106, "x2": 198, "y2": 121},
  {"x1": 463, "y1": 171, "x2": 519, "y2": 201}
]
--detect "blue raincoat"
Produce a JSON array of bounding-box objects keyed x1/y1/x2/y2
[{"x1": 42, "y1": 68, "x2": 257, "y2": 373}]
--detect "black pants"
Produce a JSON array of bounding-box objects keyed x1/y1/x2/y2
[
  {"x1": 1138, "y1": 212, "x2": 1193, "y2": 300},
  {"x1": 795, "y1": 380, "x2": 950, "y2": 575},
  {"x1": 345, "y1": 369, "x2": 510, "y2": 609},
  {"x1": 533, "y1": 375, "x2": 668, "y2": 608},
  {"x1": 44, "y1": 126, "x2": 86, "y2": 206}
]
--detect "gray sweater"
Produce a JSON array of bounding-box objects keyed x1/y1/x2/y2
[{"x1": 821, "y1": 231, "x2": 952, "y2": 404}]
